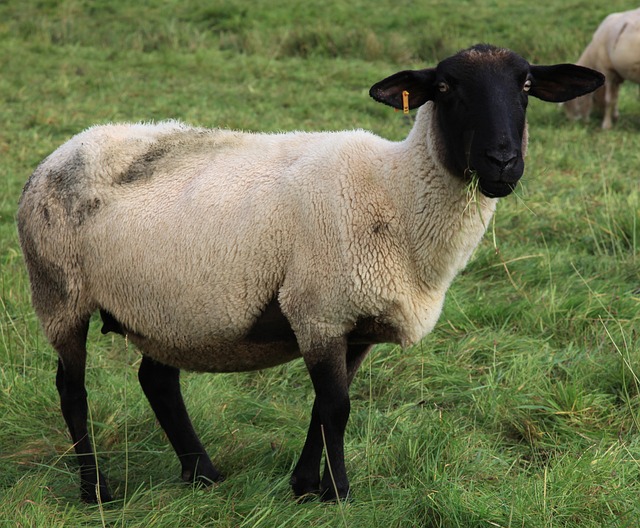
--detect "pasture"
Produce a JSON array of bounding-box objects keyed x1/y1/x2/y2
[{"x1": 1, "y1": 1, "x2": 639, "y2": 526}]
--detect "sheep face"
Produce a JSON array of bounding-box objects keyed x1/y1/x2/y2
[
  {"x1": 432, "y1": 47, "x2": 531, "y2": 198},
  {"x1": 370, "y1": 44, "x2": 604, "y2": 198}
]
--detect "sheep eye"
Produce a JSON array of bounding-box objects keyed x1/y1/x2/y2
[
  {"x1": 438, "y1": 81, "x2": 449, "y2": 93},
  {"x1": 523, "y1": 79, "x2": 532, "y2": 92}
]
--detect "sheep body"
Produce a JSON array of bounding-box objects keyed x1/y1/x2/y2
[
  {"x1": 564, "y1": 8, "x2": 640, "y2": 128},
  {"x1": 20, "y1": 108, "x2": 491, "y2": 373}
]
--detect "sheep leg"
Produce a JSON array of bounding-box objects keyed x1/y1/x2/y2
[
  {"x1": 137, "y1": 356, "x2": 222, "y2": 486},
  {"x1": 54, "y1": 322, "x2": 113, "y2": 503},
  {"x1": 290, "y1": 342, "x2": 371, "y2": 501},
  {"x1": 346, "y1": 343, "x2": 373, "y2": 385},
  {"x1": 602, "y1": 79, "x2": 621, "y2": 129},
  {"x1": 610, "y1": 81, "x2": 621, "y2": 124},
  {"x1": 290, "y1": 399, "x2": 324, "y2": 498}
]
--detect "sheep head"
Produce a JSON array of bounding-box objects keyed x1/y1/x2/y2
[{"x1": 369, "y1": 44, "x2": 604, "y2": 198}]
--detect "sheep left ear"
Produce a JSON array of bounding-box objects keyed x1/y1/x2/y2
[
  {"x1": 369, "y1": 68, "x2": 437, "y2": 110},
  {"x1": 528, "y1": 64, "x2": 604, "y2": 103}
]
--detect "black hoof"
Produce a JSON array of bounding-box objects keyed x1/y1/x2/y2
[
  {"x1": 80, "y1": 476, "x2": 113, "y2": 503},
  {"x1": 319, "y1": 484, "x2": 351, "y2": 503},
  {"x1": 181, "y1": 461, "x2": 223, "y2": 486},
  {"x1": 290, "y1": 473, "x2": 321, "y2": 500}
]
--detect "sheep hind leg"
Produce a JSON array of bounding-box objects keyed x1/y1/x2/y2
[
  {"x1": 290, "y1": 342, "x2": 371, "y2": 502},
  {"x1": 54, "y1": 320, "x2": 113, "y2": 503},
  {"x1": 137, "y1": 356, "x2": 222, "y2": 486}
]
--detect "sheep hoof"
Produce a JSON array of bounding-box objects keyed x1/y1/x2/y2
[
  {"x1": 319, "y1": 485, "x2": 351, "y2": 503},
  {"x1": 80, "y1": 475, "x2": 113, "y2": 504},
  {"x1": 181, "y1": 465, "x2": 223, "y2": 487},
  {"x1": 290, "y1": 474, "x2": 320, "y2": 499}
]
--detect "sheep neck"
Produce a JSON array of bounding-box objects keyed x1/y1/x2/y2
[{"x1": 386, "y1": 103, "x2": 497, "y2": 292}]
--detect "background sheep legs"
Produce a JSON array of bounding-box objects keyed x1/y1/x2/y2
[
  {"x1": 137, "y1": 357, "x2": 222, "y2": 487},
  {"x1": 54, "y1": 322, "x2": 113, "y2": 503},
  {"x1": 602, "y1": 79, "x2": 622, "y2": 129}
]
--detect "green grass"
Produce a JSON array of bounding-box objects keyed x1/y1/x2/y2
[{"x1": 1, "y1": 1, "x2": 639, "y2": 526}]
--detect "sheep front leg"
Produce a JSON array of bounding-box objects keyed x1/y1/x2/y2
[
  {"x1": 290, "y1": 399, "x2": 325, "y2": 498},
  {"x1": 138, "y1": 356, "x2": 222, "y2": 486},
  {"x1": 291, "y1": 338, "x2": 365, "y2": 501}
]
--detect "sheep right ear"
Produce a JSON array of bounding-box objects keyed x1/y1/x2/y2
[
  {"x1": 528, "y1": 64, "x2": 605, "y2": 102},
  {"x1": 369, "y1": 69, "x2": 437, "y2": 110}
]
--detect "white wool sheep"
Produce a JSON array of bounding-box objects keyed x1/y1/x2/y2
[
  {"x1": 564, "y1": 8, "x2": 640, "y2": 129},
  {"x1": 17, "y1": 44, "x2": 603, "y2": 503}
]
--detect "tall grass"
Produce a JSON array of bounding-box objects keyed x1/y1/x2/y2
[{"x1": 1, "y1": 1, "x2": 639, "y2": 527}]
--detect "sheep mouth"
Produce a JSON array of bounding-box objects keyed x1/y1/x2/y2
[{"x1": 478, "y1": 180, "x2": 518, "y2": 198}]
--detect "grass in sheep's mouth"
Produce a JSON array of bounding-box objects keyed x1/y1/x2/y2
[{"x1": 464, "y1": 169, "x2": 480, "y2": 213}]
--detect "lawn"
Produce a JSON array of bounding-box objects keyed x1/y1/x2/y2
[{"x1": 1, "y1": 1, "x2": 639, "y2": 527}]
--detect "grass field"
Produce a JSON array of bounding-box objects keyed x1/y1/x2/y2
[{"x1": 1, "y1": 1, "x2": 639, "y2": 527}]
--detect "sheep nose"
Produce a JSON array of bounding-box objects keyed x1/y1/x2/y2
[{"x1": 486, "y1": 149, "x2": 518, "y2": 173}]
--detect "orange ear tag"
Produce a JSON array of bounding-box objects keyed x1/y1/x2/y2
[{"x1": 402, "y1": 90, "x2": 410, "y2": 114}]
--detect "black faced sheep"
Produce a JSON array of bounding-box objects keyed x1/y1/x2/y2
[
  {"x1": 17, "y1": 44, "x2": 603, "y2": 503},
  {"x1": 564, "y1": 7, "x2": 640, "y2": 129}
]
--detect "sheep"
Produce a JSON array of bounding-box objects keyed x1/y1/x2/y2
[
  {"x1": 17, "y1": 44, "x2": 603, "y2": 504},
  {"x1": 564, "y1": 8, "x2": 640, "y2": 129}
]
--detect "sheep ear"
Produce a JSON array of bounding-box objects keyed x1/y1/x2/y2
[
  {"x1": 369, "y1": 68, "x2": 437, "y2": 110},
  {"x1": 528, "y1": 64, "x2": 604, "y2": 103}
]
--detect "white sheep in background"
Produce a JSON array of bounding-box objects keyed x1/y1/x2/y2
[
  {"x1": 17, "y1": 44, "x2": 602, "y2": 503},
  {"x1": 564, "y1": 7, "x2": 640, "y2": 129}
]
